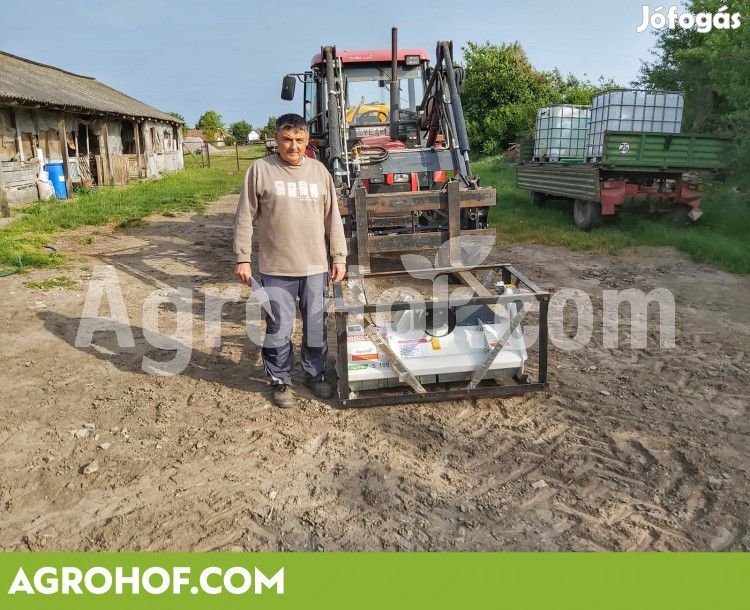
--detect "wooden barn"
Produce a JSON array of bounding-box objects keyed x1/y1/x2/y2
[{"x1": 0, "y1": 50, "x2": 184, "y2": 215}]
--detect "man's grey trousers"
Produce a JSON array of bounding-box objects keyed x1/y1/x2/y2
[{"x1": 260, "y1": 273, "x2": 328, "y2": 386}]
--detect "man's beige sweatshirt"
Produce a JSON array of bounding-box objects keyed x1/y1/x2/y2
[{"x1": 233, "y1": 155, "x2": 347, "y2": 276}]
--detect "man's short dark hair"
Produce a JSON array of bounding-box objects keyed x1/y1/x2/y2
[{"x1": 276, "y1": 113, "x2": 308, "y2": 132}]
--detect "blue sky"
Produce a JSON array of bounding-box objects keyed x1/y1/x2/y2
[{"x1": 4, "y1": 0, "x2": 659, "y2": 128}]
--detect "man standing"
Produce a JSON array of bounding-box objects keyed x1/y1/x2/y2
[{"x1": 234, "y1": 114, "x2": 347, "y2": 407}]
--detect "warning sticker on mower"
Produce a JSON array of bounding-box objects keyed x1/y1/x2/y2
[
  {"x1": 487, "y1": 340, "x2": 511, "y2": 349},
  {"x1": 398, "y1": 338, "x2": 430, "y2": 359},
  {"x1": 347, "y1": 334, "x2": 369, "y2": 342},
  {"x1": 349, "y1": 339, "x2": 378, "y2": 358},
  {"x1": 348, "y1": 361, "x2": 391, "y2": 371},
  {"x1": 350, "y1": 341, "x2": 376, "y2": 352}
]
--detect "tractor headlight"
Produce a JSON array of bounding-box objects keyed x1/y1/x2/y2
[{"x1": 393, "y1": 173, "x2": 410, "y2": 183}]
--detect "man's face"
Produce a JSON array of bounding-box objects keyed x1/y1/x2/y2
[{"x1": 275, "y1": 127, "x2": 309, "y2": 165}]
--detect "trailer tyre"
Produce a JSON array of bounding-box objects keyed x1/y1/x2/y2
[
  {"x1": 663, "y1": 204, "x2": 691, "y2": 226},
  {"x1": 531, "y1": 191, "x2": 547, "y2": 208},
  {"x1": 573, "y1": 199, "x2": 603, "y2": 231}
]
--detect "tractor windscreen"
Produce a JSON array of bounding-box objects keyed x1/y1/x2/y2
[{"x1": 344, "y1": 65, "x2": 424, "y2": 125}]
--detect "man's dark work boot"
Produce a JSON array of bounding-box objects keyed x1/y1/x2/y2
[{"x1": 272, "y1": 384, "x2": 294, "y2": 408}]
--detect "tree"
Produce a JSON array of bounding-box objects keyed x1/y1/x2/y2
[
  {"x1": 461, "y1": 42, "x2": 548, "y2": 154},
  {"x1": 547, "y1": 71, "x2": 619, "y2": 106},
  {"x1": 261, "y1": 116, "x2": 277, "y2": 139},
  {"x1": 168, "y1": 112, "x2": 189, "y2": 136},
  {"x1": 229, "y1": 120, "x2": 253, "y2": 143},
  {"x1": 461, "y1": 42, "x2": 616, "y2": 154},
  {"x1": 636, "y1": 0, "x2": 749, "y2": 184},
  {"x1": 196, "y1": 110, "x2": 224, "y2": 142}
]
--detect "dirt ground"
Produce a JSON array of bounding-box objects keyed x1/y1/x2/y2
[{"x1": 1, "y1": 194, "x2": 748, "y2": 551}]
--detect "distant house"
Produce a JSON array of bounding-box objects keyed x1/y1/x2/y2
[
  {"x1": 186, "y1": 129, "x2": 205, "y2": 141},
  {"x1": 0, "y1": 50, "x2": 183, "y2": 214},
  {"x1": 187, "y1": 128, "x2": 226, "y2": 147},
  {"x1": 247, "y1": 130, "x2": 260, "y2": 142}
]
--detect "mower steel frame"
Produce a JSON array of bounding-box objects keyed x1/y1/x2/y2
[{"x1": 332, "y1": 263, "x2": 550, "y2": 408}]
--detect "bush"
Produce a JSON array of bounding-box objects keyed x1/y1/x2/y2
[{"x1": 462, "y1": 42, "x2": 617, "y2": 154}]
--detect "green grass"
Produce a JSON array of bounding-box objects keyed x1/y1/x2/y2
[
  {"x1": 5, "y1": 147, "x2": 745, "y2": 274},
  {"x1": 24, "y1": 276, "x2": 77, "y2": 290},
  {"x1": 183, "y1": 143, "x2": 266, "y2": 172},
  {"x1": 0, "y1": 147, "x2": 264, "y2": 272},
  {"x1": 476, "y1": 156, "x2": 750, "y2": 274}
]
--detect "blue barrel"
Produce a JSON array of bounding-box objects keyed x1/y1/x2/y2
[{"x1": 44, "y1": 162, "x2": 68, "y2": 199}]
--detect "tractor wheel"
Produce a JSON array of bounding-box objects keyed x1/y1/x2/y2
[
  {"x1": 573, "y1": 199, "x2": 604, "y2": 231},
  {"x1": 530, "y1": 191, "x2": 547, "y2": 207}
]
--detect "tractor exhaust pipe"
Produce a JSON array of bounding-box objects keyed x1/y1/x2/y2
[{"x1": 389, "y1": 26, "x2": 400, "y2": 140}]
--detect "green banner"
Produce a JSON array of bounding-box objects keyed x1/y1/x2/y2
[{"x1": 0, "y1": 553, "x2": 746, "y2": 609}]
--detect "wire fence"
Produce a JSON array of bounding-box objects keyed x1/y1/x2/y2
[{"x1": 182, "y1": 140, "x2": 267, "y2": 172}]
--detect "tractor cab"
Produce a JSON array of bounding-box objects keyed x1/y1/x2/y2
[
  {"x1": 335, "y1": 50, "x2": 426, "y2": 143},
  {"x1": 296, "y1": 49, "x2": 429, "y2": 148}
]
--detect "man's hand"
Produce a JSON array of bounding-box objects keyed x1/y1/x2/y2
[
  {"x1": 235, "y1": 262, "x2": 252, "y2": 285},
  {"x1": 331, "y1": 262, "x2": 346, "y2": 283}
]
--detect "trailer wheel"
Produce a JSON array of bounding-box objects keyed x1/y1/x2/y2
[
  {"x1": 663, "y1": 204, "x2": 691, "y2": 226},
  {"x1": 573, "y1": 199, "x2": 603, "y2": 231},
  {"x1": 531, "y1": 191, "x2": 547, "y2": 207}
]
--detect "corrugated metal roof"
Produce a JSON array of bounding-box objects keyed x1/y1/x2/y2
[{"x1": 0, "y1": 50, "x2": 181, "y2": 124}]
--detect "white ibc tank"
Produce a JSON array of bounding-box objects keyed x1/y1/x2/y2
[
  {"x1": 586, "y1": 89, "x2": 684, "y2": 162},
  {"x1": 533, "y1": 105, "x2": 591, "y2": 162}
]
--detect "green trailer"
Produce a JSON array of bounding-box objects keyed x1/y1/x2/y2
[{"x1": 516, "y1": 131, "x2": 728, "y2": 230}]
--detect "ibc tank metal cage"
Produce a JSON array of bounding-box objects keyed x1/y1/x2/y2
[
  {"x1": 586, "y1": 90, "x2": 684, "y2": 162},
  {"x1": 533, "y1": 105, "x2": 591, "y2": 163}
]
